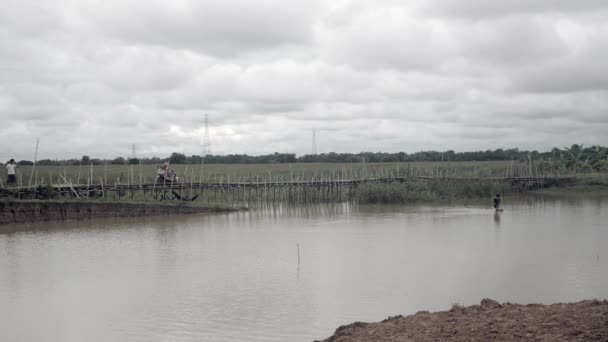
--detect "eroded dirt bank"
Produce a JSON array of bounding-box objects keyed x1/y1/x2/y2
[
  {"x1": 319, "y1": 299, "x2": 608, "y2": 342},
  {"x1": 0, "y1": 201, "x2": 234, "y2": 225}
]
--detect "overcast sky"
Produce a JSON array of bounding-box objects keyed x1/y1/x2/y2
[{"x1": 1, "y1": 0, "x2": 607, "y2": 160}]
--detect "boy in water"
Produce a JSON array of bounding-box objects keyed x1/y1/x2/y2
[
  {"x1": 493, "y1": 193, "x2": 502, "y2": 210},
  {"x1": 5, "y1": 159, "x2": 17, "y2": 185}
]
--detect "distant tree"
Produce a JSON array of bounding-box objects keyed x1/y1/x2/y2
[
  {"x1": 590, "y1": 145, "x2": 607, "y2": 171},
  {"x1": 576, "y1": 161, "x2": 594, "y2": 173},
  {"x1": 169, "y1": 152, "x2": 188, "y2": 164},
  {"x1": 111, "y1": 157, "x2": 127, "y2": 165},
  {"x1": 595, "y1": 160, "x2": 608, "y2": 172},
  {"x1": 551, "y1": 148, "x2": 562, "y2": 160},
  {"x1": 37, "y1": 159, "x2": 60, "y2": 166},
  {"x1": 280, "y1": 153, "x2": 297, "y2": 163},
  {"x1": 10, "y1": 145, "x2": 608, "y2": 167},
  {"x1": 17, "y1": 160, "x2": 34, "y2": 165},
  {"x1": 380, "y1": 154, "x2": 399, "y2": 162},
  {"x1": 189, "y1": 155, "x2": 203, "y2": 164},
  {"x1": 140, "y1": 157, "x2": 162, "y2": 165},
  {"x1": 445, "y1": 150, "x2": 456, "y2": 161},
  {"x1": 563, "y1": 144, "x2": 585, "y2": 169}
]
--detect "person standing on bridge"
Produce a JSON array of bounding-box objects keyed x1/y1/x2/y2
[{"x1": 5, "y1": 159, "x2": 17, "y2": 186}]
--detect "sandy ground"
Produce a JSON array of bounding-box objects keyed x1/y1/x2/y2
[{"x1": 318, "y1": 299, "x2": 608, "y2": 341}]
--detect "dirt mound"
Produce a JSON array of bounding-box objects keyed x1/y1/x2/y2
[{"x1": 319, "y1": 299, "x2": 608, "y2": 341}]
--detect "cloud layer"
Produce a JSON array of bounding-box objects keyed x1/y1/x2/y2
[{"x1": 1, "y1": 0, "x2": 607, "y2": 160}]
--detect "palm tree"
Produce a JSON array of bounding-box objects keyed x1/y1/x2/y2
[
  {"x1": 551, "y1": 147, "x2": 562, "y2": 161},
  {"x1": 562, "y1": 144, "x2": 583, "y2": 169},
  {"x1": 590, "y1": 145, "x2": 608, "y2": 171}
]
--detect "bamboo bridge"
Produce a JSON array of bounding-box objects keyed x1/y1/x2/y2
[{"x1": 0, "y1": 176, "x2": 578, "y2": 204}]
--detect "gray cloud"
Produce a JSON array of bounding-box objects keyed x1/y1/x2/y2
[
  {"x1": 0, "y1": 0, "x2": 607, "y2": 161},
  {"x1": 514, "y1": 63, "x2": 608, "y2": 93},
  {"x1": 422, "y1": 0, "x2": 608, "y2": 18},
  {"x1": 83, "y1": 0, "x2": 319, "y2": 58}
]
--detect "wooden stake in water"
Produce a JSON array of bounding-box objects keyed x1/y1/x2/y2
[{"x1": 297, "y1": 243, "x2": 301, "y2": 267}]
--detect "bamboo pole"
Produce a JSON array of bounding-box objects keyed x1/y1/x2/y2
[
  {"x1": 99, "y1": 177, "x2": 105, "y2": 198},
  {"x1": 190, "y1": 168, "x2": 194, "y2": 200},
  {"x1": 127, "y1": 165, "x2": 131, "y2": 199},
  {"x1": 28, "y1": 137, "x2": 39, "y2": 187},
  {"x1": 59, "y1": 173, "x2": 80, "y2": 198},
  {"x1": 152, "y1": 172, "x2": 158, "y2": 200},
  {"x1": 77, "y1": 164, "x2": 81, "y2": 184},
  {"x1": 139, "y1": 160, "x2": 143, "y2": 198}
]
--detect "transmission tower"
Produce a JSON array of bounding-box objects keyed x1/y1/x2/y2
[
  {"x1": 312, "y1": 129, "x2": 317, "y2": 155},
  {"x1": 203, "y1": 114, "x2": 211, "y2": 156},
  {"x1": 131, "y1": 144, "x2": 137, "y2": 159}
]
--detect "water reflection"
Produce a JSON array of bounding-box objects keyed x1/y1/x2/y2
[
  {"x1": 493, "y1": 211, "x2": 501, "y2": 227},
  {"x1": 244, "y1": 202, "x2": 354, "y2": 220},
  {"x1": 155, "y1": 224, "x2": 178, "y2": 282},
  {"x1": 1, "y1": 195, "x2": 607, "y2": 342}
]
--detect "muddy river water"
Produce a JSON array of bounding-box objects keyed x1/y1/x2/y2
[{"x1": 1, "y1": 195, "x2": 607, "y2": 342}]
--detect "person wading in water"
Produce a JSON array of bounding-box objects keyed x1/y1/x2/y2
[{"x1": 493, "y1": 193, "x2": 502, "y2": 211}]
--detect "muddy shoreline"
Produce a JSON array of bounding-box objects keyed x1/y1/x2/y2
[
  {"x1": 319, "y1": 299, "x2": 608, "y2": 341},
  {"x1": 0, "y1": 200, "x2": 236, "y2": 225}
]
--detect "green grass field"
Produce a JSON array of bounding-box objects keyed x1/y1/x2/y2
[
  {"x1": 2, "y1": 161, "x2": 607, "y2": 204},
  {"x1": 0, "y1": 161, "x2": 530, "y2": 187}
]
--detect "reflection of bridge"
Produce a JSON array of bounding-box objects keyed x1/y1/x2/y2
[{"x1": 1, "y1": 176, "x2": 578, "y2": 202}]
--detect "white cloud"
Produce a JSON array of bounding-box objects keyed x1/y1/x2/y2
[
  {"x1": 81, "y1": 0, "x2": 320, "y2": 57},
  {"x1": 0, "y1": 0, "x2": 607, "y2": 160}
]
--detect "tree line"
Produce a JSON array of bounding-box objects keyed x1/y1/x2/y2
[{"x1": 13, "y1": 144, "x2": 608, "y2": 171}]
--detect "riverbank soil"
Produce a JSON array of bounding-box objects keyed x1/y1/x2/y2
[
  {"x1": 0, "y1": 200, "x2": 235, "y2": 225},
  {"x1": 319, "y1": 299, "x2": 608, "y2": 341}
]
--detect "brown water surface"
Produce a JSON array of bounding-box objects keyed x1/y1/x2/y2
[{"x1": 1, "y1": 196, "x2": 607, "y2": 342}]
